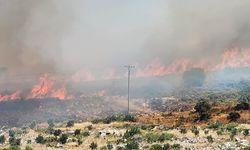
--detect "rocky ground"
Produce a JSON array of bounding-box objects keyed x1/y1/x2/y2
[{"x1": 0, "y1": 102, "x2": 249, "y2": 150}]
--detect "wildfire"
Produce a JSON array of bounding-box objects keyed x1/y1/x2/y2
[
  {"x1": 51, "y1": 87, "x2": 67, "y2": 100},
  {"x1": 136, "y1": 48, "x2": 250, "y2": 77},
  {"x1": 0, "y1": 48, "x2": 250, "y2": 102},
  {"x1": 0, "y1": 91, "x2": 20, "y2": 101},
  {"x1": 215, "y1": 48, "x2": 250, "y2": 70},
  {"x1": 28, "y1": 74, "x2": 53, "y2": 99},
  {"x1": 28, "y1": 74, "x2": 71, "y2": 100}
]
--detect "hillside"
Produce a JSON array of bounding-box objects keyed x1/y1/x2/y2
[{"x1": 0, "y1": 101, "x2": 249, "y2": 150}]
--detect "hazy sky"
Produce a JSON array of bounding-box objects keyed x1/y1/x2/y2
[{"x1": 0, "y1": 0, "x2": 250, "y2": 76}]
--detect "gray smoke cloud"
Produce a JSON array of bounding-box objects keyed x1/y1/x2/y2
[
  {"x1": 144, "y1": 0, "x2": 250, "y2": 64},
  {"x1": 0, "y1": 0, "x2": 250, "y2": 77},
  {"x1": 0, "y1": 0, "x2": 67, "y2": 75}
]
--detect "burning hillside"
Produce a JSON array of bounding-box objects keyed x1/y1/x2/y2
[{"x1": 1, "y1": 48, "x2": 250, "y2": 102}]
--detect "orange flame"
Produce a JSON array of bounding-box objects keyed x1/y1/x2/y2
[
  {"x1": 28, "y1": 74, "x2": 53, "y2": 99},
  {"x1": 0, "y1": 91, "x2": 21, "y2": 101},
  {"x1": 215, "y1": 48, "x2": 250, "y2": 70},
  {"x1": 27, "y1": 74, "x2": 71, "y2": 100},
  {"x1": 51, "y1": 87, "x2": 67, "y2": 100}
]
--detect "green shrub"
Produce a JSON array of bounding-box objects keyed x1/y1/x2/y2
[
  {"x1": 150, "y1": 144, "x2": 162, "y2": 150},
  {"x1": 207, "y1": 135, "x2": 213, "y2": 143},
  {"x1": 1, "y1": 146, "x2": 21, "y2": 150},
  {"x1": 191, "y1": 126, "x2": 199, "y2": 136},
  {"x1": 180, "y1": 128, "x2": 187, "y2": 134},
  {"x1": 171, "y1": 144, "x2": 181, "y2": 150},
  {"x1": 207, "y1": 121, "x2": 223, "y2": 130},
  {"x1": 145, "y1": 133, "x2": 159, "y2": 143},
  {"x1": 163, "y1": 144, "x2": 170, "y2": 150},
  {"x1": 225, "y1": 124, "x2": 238, "y2": 131},
  {"x1": 89, "y1": 142, "x2": 98, "y2": 150},
  {"x1": 0, "y1": 135, "x2": 6, "y2": 144},
  {"x1": 59, "y1": 134, "x2": 68, "y2": 144},
  {"x1": 141, "y1": 124, "x2": 155, "y2": 130},
  {"x1": 124, "y1": 115, "x2": 136, "y2": 122},
  {"x1": 87, "y1": 125, "x2": 93, "y2": 130},
  {"x1": 35, "y1": 134, "x2": 45, "y2": 144},
  {"x1": 66, "y1": 120, "x2": 74, "y2": 127},
  {"x1": 45, "y1": 136, "x2": 57, "y2": 143},
  {"x1": 107, "y1": 142, "x2": 113, "y2": 150},
  {"x1": 243, "y1": 129, "x2": 249, "y2": 136},
  {"x1": 216, "y1": 130, "x2": 223, "y2": 135},
  {"x1": 123, "y1": 127, "x2": 140, "y2": 139},
  {"x1": 230, "y1": 128, "x2": 237, "y2": 140},
  {"x1": 158, "y1": 133, "x2": 173, "y2": 142},
  {"x1": 77, "y1": 138, "x2": 83, "y2": 145},
  {"x1": 125, "y1": 141, "x2": 139, "y2": 150},
  {"x1": 53, "y1": 129, "x2": 62, "y2": 136},
  {"x1": 92, "y1": 114, "x2": 136, "y2": 124},
  {"x1": 82, "y1": 131, "x2": 90, "y2": 137},
  {"x1": 9, "y1": 130, "x2": 15, "y2": 138},
  {"x1": 9, "y1": 137, "x2": 21, "y2": 146},
  {"x1": 74, "y1": 129, "x2": 81, "y2": 135}
]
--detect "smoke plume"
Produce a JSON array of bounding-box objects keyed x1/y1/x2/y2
[{"x1": 0, "y1": 0, "x2": 250, "y2": 77}]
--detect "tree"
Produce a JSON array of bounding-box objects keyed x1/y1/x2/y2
[
  {"x1": 89, "y1": 142, "x2": 98, "y2": 150},
  {"x1": 227, "y1": 112, "x2": 241, "y2": 122},
  {"x1": 35, "y1": 135, "x2": 45, "y2": 144},
  {"x1": 0, "y1": 135, "x2": 6, "y2": 144},
  {"x1": 194, "y1": 100, "x2": 211, "y2": 121},
  {"x1": 59, "y1": 134, "x2": 68, "y2": 144}
]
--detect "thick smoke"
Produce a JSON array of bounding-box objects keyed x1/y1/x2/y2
[
  {"x1": 144, "y1": 0, "x2": 250, "y2": 64},
  {"x1": 0, "y1": 0, "x2": 73, "y2": 75},
  {"x1": 1, "y1": 0, "x2": 250, "y2": 77}
]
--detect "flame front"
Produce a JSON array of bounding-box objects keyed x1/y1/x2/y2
[
  {"x1": 1, "y1": 48, "x2": 250, "y2": 101},
  {"x1": 0, "y1": 91, "x2": 20, "y2": 101}
]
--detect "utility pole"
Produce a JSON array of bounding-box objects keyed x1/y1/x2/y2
[{"x1": 124, "y1": 65, "x2": 135, "y2": 115}]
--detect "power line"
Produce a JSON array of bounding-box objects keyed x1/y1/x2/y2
[{"x1": 124, "y1": 65, "x2": 135, "y2": 114}]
